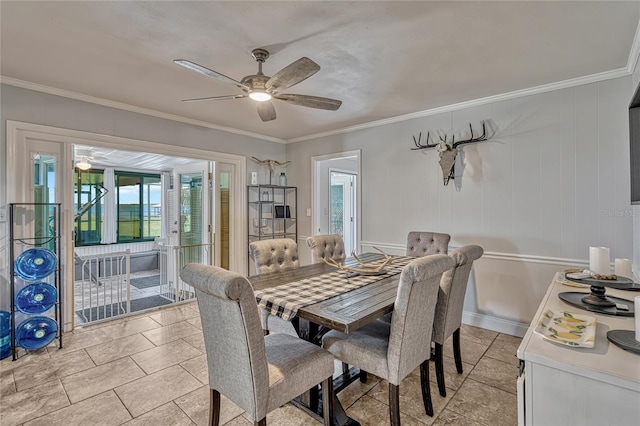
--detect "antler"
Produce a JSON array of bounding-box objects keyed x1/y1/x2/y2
[
  {"x1": 410, "y1": 131, "x2": 439, "y2": 150},
  {"x1": 452, "y1": 121, "x2": 487, "y2": 148},
  {"x1": 324, "y1": 247, "x2": 394, "y2": 275}
]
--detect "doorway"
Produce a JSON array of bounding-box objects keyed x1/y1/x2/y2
[
  {"x1": 312, "y1": 150, "x2": 361, "y2": 255},
  {"x1": 6, "y1": 121, "x2": 246, "y2": 330}
]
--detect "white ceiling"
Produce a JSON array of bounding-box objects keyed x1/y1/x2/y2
[
  {"x1": 2, "y1": 1, "x2": 639, "y2": 141},
  {"x1": 74, "y1": 145, "x2": 200, "y2": 171}
]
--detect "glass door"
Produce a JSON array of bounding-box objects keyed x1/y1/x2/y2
[{"x1": 329, "y1": 171, "x2": 357, "y2": 254}]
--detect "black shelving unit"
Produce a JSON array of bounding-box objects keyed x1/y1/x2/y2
[
  {"x1": 9, "y1": 203, "x2": 63, "y2": 360},
  {"x1": 247, "y1": 185, "x2": 297, "y2": 274}
]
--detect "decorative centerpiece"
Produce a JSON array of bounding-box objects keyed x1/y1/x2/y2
[{"x1": 324, "y1": 247, "x2": 393, "y2": 275}]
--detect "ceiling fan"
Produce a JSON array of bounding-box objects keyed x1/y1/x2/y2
[{"x1": 174, "y1": 48, "x2": 342, "y2": 122}]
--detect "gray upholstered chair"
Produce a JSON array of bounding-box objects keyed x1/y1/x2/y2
[
  {"x1": 306, "y1": 234, "x2": 346, "y2": 264},
  {"x1": 430, "y1": 244, "x2": 483, "y2": 398},
  {"x1": 181, "y1": 264, "x2": 334, "y2": 426},
  {"x1": 249, "y1": 238, "x2": 300, "y2": 336},
  {"x1": 406, "y1": 231, "x2": 451, "y2": 257},
  {"x1": 322, "y1": 254, "x2": 456, "y2": 424}
]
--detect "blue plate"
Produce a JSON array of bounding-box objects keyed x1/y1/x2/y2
[
  {"x1": 15, "y1": 283, "x2": 57, "y2": 314},
  {"x1": 14, "y1": 248, "x2": 57, "y2": 280},
  {"x1": 16, "y1": 316, "x2": 58, "y2": 350}
]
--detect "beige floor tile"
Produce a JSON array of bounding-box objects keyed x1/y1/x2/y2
[
  {"x1": 432, "y1": 409, "x2": 486, "y2": 426},
  {"x1": 148, "y1": 305, "x2": 199, "y2": 326},
  {"x1": 408, "y1": 359, "x2": 473, "y2": 393},
  {"x1": 460, "y1": 324, "x2": 499, "y2": 346},
  {"x1": 99, "y1": 315, "x2": 162, "y2": 339},
  {"x1": 115, "y1": 365, "x2": 202, "y2": 417},
  {"x1": 142, "y1": 320, "x2": 201, "y2": 346},
  {"x1": 180, "y1": 354, "x2": 209, "y2": 385},
  {"x1": 338, "y1": 372, "x2": 381, "y2": 408},
  {"x1": 131, "y1": 339, "x2": 202, "y2": 374},
  {"x1": 23, "y1": 390, "x2": 132, "y2": 426},
  {"x1": 175, "y1": 385, "x2": 245, "y2": 426},
  {"x1": 13, "y1": 348, "x2": 95, "y2": 391},
  {"x1": 368, "y1": 374, "x2": 452, "y2": 425},
  {"x1": 0, "y1": 379, "x2": 70, "y2": 425},
  {"x1": 187, "y1": 315, "x2": 202, "y2": 329},
  {"x1": 48, "y1": 327, "x2": 112, "y2": 354},
  {"x1": 468, "y1": 356, "x2": 518, "y2": 394},
  {"x1": 222, "y1": 415, "x2": 252, "y2": 425},
  {"x1": 1, "y1": 348, "x2": 50, "y2": 374},
  {"x1": 86, "y1": 333, "x2": 155, "y2": 365},
  {"x1": 261, "y1": 402, "x2": 322, "y2": 425},
  {"x1": 346, "y1": 394, "x2": 426, "y2": 426},
  {"x1": 442, "y1": 337, "x2": 489, "y2": 366},
  {"x1": 122, "y1": 401, "x2": 196, "y2": 426},
  {"x1": 62, "y1": 356, "x2": 146, "y2": 403},
  {"x1": 183, "y1": 332, "x2": 206, "y2": 352},
  {"x1": 446, "y1": 379, "x2": 517, "y2": 426},
  {"x1": 483, "y1": 334, "x2": 522, "y2": 366},
  {"x1": 0, "y1": 369, "x2": 16, "y2": 396}
]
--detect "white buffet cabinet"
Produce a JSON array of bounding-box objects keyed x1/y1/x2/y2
[{"x1": 517, "y1": 273, "x2": 640, "y2": 426}]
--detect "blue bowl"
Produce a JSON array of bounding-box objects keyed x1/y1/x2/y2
[
  {"x1": 14, "y1": 248, "x2": 58, "y2": 280},
  {"x1": 15, "y1": 283, "x2": 57, "y2": 314},
  {"x1": 16, "y1": 316, "x2": 58, "y2": 351}
]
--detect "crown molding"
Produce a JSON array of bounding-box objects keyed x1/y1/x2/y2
[
  {"x1": 627, "y1": 18, "x2": 640, "y2": 74},
  {"x1": 0, "y1": 76, "x2": 286, "y2": 144},
  {"x1": 287, "y1": 67, "x2": 631, "y2": 144}
]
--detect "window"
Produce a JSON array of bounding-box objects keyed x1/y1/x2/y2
[{"x1": 74, "y1": 169, "x2": 161, "y2": 245}]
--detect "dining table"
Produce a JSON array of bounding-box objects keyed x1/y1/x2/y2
[{"x1": 249, "y1": 252, "x2": 415, "y2": 426}]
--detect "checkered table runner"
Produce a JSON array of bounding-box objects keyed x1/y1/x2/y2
[{"x1": 255, "y1": 256, "x2": 415, "y2": 321}]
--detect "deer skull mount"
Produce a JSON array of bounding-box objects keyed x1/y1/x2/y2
[{"x1": 411, "y1": 121, "x2": 488, "y2": 185}]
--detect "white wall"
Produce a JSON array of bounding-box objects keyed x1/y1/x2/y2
[
  {"x1": 286, "y1": 76, "x2": 634, "y2": 335},
  {"x1": 0, "y1": 84, "x2": 286, "y2": 312}
]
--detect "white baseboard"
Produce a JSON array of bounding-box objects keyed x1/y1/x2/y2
[{"x1": 462, "y1": 311, "x2": 529, "y2": 338}]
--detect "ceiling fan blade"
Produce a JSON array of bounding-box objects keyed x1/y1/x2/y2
[
  {"x1": 182, "y1": 94, "x2": 247, "y2": 102},
  {"x1": 274, "y1": 94, "x2": 342, "y2": 111},
  {"x1": 266, "y1": 57, "x2": 320, "y2": 93},
  {"x1": 256, "y1": 101, "x2": 276, "y2": 122},
  {"x1": 174, "y1": 59, "x2": 246, "y2": 89}
]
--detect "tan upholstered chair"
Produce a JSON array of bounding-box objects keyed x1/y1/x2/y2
[
  {"x1": 430, "y1": 245, "x2": 483, "y2": 397},
  {"x1": 406, "y1": 232, "x2": 450, "y2": 257},
  {"x1": 322, "y1": 255, "x2": 456, "y2": 424},
  {"x1": 181, "y1": 264, "x2": 334, "y2": 426},
  {"x1": 306, "y1": 234, "x2": 346, "y2": 264},
  {"x1": 249, "y1": 238, "x2": 300, "y2": 336},
  {"x1": 249, "y1": 238, "x2": 299, "y2": 275}
]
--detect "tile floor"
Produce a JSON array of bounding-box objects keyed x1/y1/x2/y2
[{"x1": 0, "y1": 302, "x2": 521, "y2": 425}]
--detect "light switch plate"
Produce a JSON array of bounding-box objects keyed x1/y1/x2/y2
[
  {"x1": 306, "y1": 208, "x2": 311, "y2": 217},
  {"x1": 250, "y1": 172, "x2": 258, "y2": 185}
]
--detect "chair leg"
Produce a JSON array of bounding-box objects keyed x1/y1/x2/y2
[
  {"x1": 389, "y1": 383, "x2": 401, "y2": 426},
  {"x1": 322, "y1": 377, "x2": 334, "y2": 426},
  {"x1": 210, "y1": 389, "x2": 220, "y2": 426},
  {"x1": 255, "y1": 419, "x2": 266, "y2": 426},
  {"x1": 434, "y1": 343, "x2": 446, "y2": 397},
  {"x1": 420, "y1": 360, "x2": 434, "y2": 417},
  {"x1": 453, "y1": 328, "x2": 463, "y2": 373},
  {"x1": 359, "y1": 370, "x2": 368, "y2": 383},
  {"x1": 342, "y1": 362, "x2": 349, "y2": 374}
]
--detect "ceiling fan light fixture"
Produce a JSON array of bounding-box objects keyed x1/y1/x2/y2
[
  {"x1": 76, "y1": 156, "x2": 91, "y2": 170},
  {"x1": 248, "y1": 90, "x2": 272, "y2": 102}
]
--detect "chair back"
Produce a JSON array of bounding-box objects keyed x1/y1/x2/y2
[
  {"x1": 180, "y1": 264, "x2": 269, "y2": 419},
  {"x1": 432, "y1": 245, "x2": 484, "y2": 344},
  {"x1": 387, "y1": 254, "x2": 455, "y2": 384},
  {"x1": 249, "y1": 238, "x2": 299, "y2": 275},
  {"x1": 306, "y1": 234, "x2": 347, "y2": 264},
  {"x1": 406, "y1": 232, "x2": 450, "y2": 257}
]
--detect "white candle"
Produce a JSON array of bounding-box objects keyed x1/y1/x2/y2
[
  {"x1": 614, "y1": 258, "x2": 633, "y2": 279},
  {"x1": 636, "y1": 296, "x2": 640, "y2": 342},
  {"x1": 589, "y1": 247, "x2": 610, "y2": 275}
]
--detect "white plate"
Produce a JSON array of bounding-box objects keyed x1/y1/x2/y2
[{"x1": 534, "y1": 310, "x2": 596, "y2": 348}]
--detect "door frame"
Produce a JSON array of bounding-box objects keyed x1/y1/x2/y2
[
  {"x1": 311, "y1": 150, "x2": 361, "y2": 252},
  {"x1": 6, "y1": 121, "x2": 247, "y2": 328}
]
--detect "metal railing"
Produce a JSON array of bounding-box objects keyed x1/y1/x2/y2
[
  {"x1": 75, "y1": 249, "x2": 130, "y2": 324},
  {"x1": 159, "y1": 242, "x2": 214, "y2": 303}
]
